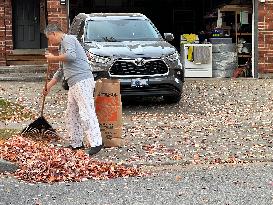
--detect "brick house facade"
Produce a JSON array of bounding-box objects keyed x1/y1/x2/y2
[
  {"x1": 0, "y1": 0, "x2": 67, "y2": 66},
  {"x1": 0, "y1": 0, "x2": 271, "y2": 77},
  {"x1": 258, "y1": 0, "x2": 273, "y2": 74}
]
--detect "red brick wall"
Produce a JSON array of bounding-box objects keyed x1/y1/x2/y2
[
  {"x1": 258, "y1": 1, "x2": 273, "y2": 73},
  {"x1": 47, "y1": 0, "x2": 68, "y2": 33},
  {"x1": 0, "y1": 1, "x2": 6, "y2": 65},
  {"x1": 47, "y1": 0, "x2": 68, "y2": 70},
  {"x1": 0, "y1": 0, "x2": 12, "y2": 66},
  {"x1": 4, "y1": 0, "x2": 12, "y2": 55}
]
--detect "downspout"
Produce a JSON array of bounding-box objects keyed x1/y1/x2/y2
[
  {"x1": 253, "y1": 0, "x2": 258, "y2": 78},
  {"x1": 67, "y1": 0, "x2": 70, "y2": 28},
  {"x1": 3, "y1": 0, "x2": 7, "y2": 65}
]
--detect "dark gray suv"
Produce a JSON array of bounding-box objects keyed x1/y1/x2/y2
[{"x1": 69, "y1": 13, "x2": 184, "y2": 103}]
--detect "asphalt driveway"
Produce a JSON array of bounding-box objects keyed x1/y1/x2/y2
[
  {"x1": 1, "y1": 78, "x2": 273, "y2": 204},
  {"x1": 1, "y1": 79, "x2": 273, "y2": 166}
]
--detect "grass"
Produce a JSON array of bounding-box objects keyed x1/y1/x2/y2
[
  {"x1": 0, "y1": 98, "x2": 33, "y2": 140},
  {"x1": 0, "y1": 129, "x2": 19, "y2": 140},
  {"x1": 0, "y1": 98, "x2": 34, "y2": 121}
]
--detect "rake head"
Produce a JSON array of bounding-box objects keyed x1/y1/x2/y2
[{"x1": 21, "y1": 116, "x2": 58, "y2": 138}]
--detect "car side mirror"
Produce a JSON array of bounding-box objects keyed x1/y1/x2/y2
[{"x1": 164, "y1": 33, "x2": 174, "y2": 42}]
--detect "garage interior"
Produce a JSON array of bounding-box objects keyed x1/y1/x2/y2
[{"x1": 69, "y1": 0, "x2": 253, "y2": 78}]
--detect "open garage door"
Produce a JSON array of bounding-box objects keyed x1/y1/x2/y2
[{"x1": 69, "y1": 0, "x2": 255, "y2": 78}]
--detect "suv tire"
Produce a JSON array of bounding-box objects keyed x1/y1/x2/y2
[{"x1": 164, "y1": 94, "x2": 181, "y2": 104}]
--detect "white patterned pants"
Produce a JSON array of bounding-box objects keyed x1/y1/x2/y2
[{"x1": 65, "y1": 78, "x2": 102, "y2": 148}]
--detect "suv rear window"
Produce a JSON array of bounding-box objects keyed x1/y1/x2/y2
[{"x1": 85, "y1": 19, "x2": 161, "y2": 42}]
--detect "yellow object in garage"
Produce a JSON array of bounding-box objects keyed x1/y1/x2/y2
[
  {"x1": 181, "y1": 34, "x2": 197, "y2": 62},
  {"x1": 187, "y1": 46, "x2": 193, "y2": 61},
  {"x1": 182, "y1": 34, "x2": 197, "y2": 43}
]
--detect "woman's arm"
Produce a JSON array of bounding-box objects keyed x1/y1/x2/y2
[
  {"x1": 43, "y1": 68, "x2": 63, "y2": 96},
  {"x1": 45, "y1": 53, "x2": 67, "y2": 63}
]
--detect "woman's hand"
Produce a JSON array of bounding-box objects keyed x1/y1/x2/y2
[
  {"x1": 45, "y1": 52, "x2": 66, "y2": 63},
  {"x1": 45, "y1": 52, "x2": 55, "y2": 63},
  {"x1": 43, "y1": 85, "x2": 51, "y2": 96},
  {"x1": 43, "y1": 78, "x2": 58, "y2": 96}
]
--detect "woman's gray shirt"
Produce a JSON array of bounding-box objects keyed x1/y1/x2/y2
[{"x1": 53, "y1": 34, "x2": 93, "y2": 87}]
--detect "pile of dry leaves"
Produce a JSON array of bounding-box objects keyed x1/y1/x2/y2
[{"x1": 0, "y1": 135, "x2": 143, "y2": 183}]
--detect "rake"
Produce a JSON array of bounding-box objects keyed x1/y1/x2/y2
[{"x1": 21, "y1": 64, "x2": 58, "y2": 138}]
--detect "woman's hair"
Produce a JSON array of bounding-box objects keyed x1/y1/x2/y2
[{"x1": 44, "y1": 24, "x2": 63, "y2": 35}]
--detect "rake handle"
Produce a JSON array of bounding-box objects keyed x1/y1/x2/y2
[{"x1": 41, "y1": 64, "x2": 50, "y2": 116}]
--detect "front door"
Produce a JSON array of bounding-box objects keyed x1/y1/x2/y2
[{"x1": 13, "y1": 0, "x2": 40, "y2": 49}]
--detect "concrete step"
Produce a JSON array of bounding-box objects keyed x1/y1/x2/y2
[
  {"x1": 0, "y1": 65, "x2": 47, "y2": 82},
  {"x1": 0, "y1": 73, "x2": 46, "y2": 82},
  {"x1": 0, "y1": 65, "x2": 47, "y2": 73},
  {"x1": 6, "y1": 50, "x2": 47, "y2": 66}
]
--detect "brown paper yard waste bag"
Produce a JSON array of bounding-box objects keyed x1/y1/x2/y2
[{"x1": 94, "y1": 79, "x2": 123, "y2": 147}]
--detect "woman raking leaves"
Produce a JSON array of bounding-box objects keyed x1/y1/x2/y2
[{"x1": 44, "y1": 24, "x2": 103, "y2": 156}]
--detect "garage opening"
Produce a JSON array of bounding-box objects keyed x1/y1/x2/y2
[{"x1": 68, "y1": 0, "x2": 254, "y2": 78}]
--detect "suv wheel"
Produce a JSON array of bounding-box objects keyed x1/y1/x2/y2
[{"x1": 164, "y1": 94, "x2": 181, "y2": 104}]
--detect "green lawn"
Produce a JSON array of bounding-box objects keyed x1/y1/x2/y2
[
  {"x1": 0, "y1": 129, "x2": 19, "y2": 140},
  {"x1": 0, "y1": 98, "x2": 33, "y2": 140},
  {"x1": 0, "y1": 98, "x2": 33, "y2": 121}
]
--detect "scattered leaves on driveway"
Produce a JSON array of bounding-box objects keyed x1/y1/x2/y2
[{"x1": 2, "y1": 80, "x2": 273, "y2": 173}]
